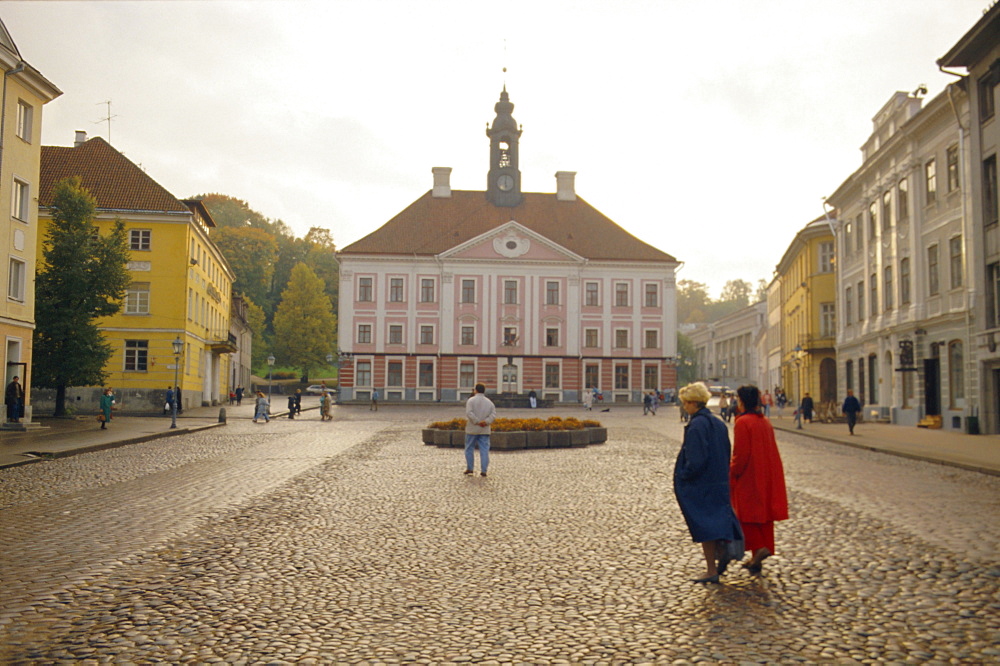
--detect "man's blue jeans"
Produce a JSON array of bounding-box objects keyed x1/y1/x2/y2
[{"x1": 465, "y1": 434, "x2": 490, "y2": 473}]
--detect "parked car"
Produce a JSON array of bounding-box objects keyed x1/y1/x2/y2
[{"x1": 305, "y1": 385, "x2": 337, "y2": 395}]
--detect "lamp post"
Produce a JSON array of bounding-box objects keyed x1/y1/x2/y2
[
  {"x1": 170, "y1": 336, "x2": 182, "y2": 429},
  {"x1": 267, "y1": 354, "x2": 275, "y2": 408},
  {"x1": 794, "y1": 345, "x2": 803, "y2": 430},
  {"x1": 721, "y1": 360, "x2": 728, "y2": 386}
]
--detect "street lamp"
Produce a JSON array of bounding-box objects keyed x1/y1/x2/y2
[
  {"x1": 170, "y1": 336, "x2": 182, "y2": 429},
  {"x1": 793, "y1": 345, "x2": 803, "y2": 430},
  {"x1": 267, "y1": 354, "x2": 275, "y2": 407},
  {"x1": 326, "y1": 353, "x2": 334, "y2": 365}
]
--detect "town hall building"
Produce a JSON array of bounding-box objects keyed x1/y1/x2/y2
[{"x1": 337, "y1": 89, "x2": 679, "y2": 404}]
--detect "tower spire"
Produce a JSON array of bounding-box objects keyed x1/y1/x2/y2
[{"x1": 486, "y1": 87, "x2": 523, "y2": 207}]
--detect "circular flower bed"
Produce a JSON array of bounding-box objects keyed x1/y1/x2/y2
[{"x1": 422, "y1": 417, "x2": 607, "y2": 449}]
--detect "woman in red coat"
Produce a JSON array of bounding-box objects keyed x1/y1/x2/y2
[{"x1": 730, "y1": 385, "x2": 788, "y2": 573}]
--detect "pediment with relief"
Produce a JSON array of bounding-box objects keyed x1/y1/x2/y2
[{"x1": 440, "y1": 221, "x2": 583, "y2": 262}]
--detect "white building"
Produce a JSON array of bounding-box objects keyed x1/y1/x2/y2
[
  {"x1": 828, "y1": 87, "x2": 975, "y2": 430},
  {"x1": 686, "y1": 301, "x2": 767, "y2": 390}
]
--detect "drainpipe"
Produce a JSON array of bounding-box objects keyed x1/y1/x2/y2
[
  {"x1": 0, "y1": 61, "x2": 26, "y2": 191},
  {"x1": 942, "y1": 71, "x2": 976, "y2": 429}
]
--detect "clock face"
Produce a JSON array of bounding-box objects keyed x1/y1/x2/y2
[{"x1": 497, "y1": 174, "x2": 514, "y2": 191}]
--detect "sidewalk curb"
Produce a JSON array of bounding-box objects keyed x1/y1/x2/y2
[
  {"x1": 773, "y1": 423, "x2": 999, "y2": 477},
  {"x1": 0, "y1": 422, "x2": 227, "y2": 470}
]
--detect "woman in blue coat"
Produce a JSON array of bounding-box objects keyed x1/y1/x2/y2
[{"x1": 674, "y1": 382, "x2": 743, "y2": 583}]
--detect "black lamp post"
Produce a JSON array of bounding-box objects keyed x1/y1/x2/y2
[
  {"x1": 170, "y1": 336, "x2": 182, "y2": 429},
  {"x1": 794, "y1": 345, "x2": 803, "y2": 430},
  {"x1": 267, "y1": 354, "x2": 275, "y2": 409}
]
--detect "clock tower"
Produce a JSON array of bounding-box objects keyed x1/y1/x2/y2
[{"x1": 486, "y1": 87, "x2": 523, "y2": 207}]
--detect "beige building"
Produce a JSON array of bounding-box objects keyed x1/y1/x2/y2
[
  {"x1": 0, "y1": 19, "x2": 61, "y2": 424},
  {"x1": 687, "y1": 301, "x2": 766, "y2": 390}
]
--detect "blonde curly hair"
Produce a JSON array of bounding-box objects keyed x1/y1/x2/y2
[{"x1": 678, "y1": 381, "x2": 711, "y2": 406}]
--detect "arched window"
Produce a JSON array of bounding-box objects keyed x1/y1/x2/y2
[{"x1": 949, "y1": 340, "x2": 965, "y2": 405}]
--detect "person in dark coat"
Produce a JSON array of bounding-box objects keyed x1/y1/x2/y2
[
  {"x1": 674, "y1": 381, "x2": 743, "y2": 584},
  {"x1": 800, "y1": 392, "x2": 814, "y2": 423},
  {"x1": 294, "y1": 389, "x2": 302, "y2": 415},
  {"x1": 287, "y1": 394, "x2": 297, "y2": 419},
  {"x1": 731, "y1": 385, "x2": 788, "y2": 574},
  {"x1": 842, "y1": 389, "x2": 862, "y2": 435},
  {"x1": 235, "y1": 386, "x2": 244, "y2": 406},
  {"x1": 5, "y1": 375, "x2": 23, "y2": 423}
]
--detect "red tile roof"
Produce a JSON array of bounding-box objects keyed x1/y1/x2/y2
[
  {"x1": 341, "y1": 190, "x2": 678, "y2": 263},
  {"x1": 39, "y1": 137, "x2": 190, "y2": 214}
]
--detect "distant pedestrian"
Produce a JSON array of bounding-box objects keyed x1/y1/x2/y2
[
  {"x1": 175, "y1": 386, "x2": 183, "y2": 414},
  {"x1": 650, "y1": 391, "x2": 659, "y2": 415},
  {"x1": 320, "y1": 391, "x2": 332, "y2": 421},
  {"x1": 842, "y1": 389, "x2": 862, "y2": 435},
  {"x1": 674, "y1": 382, "x2": 743, "y2": 584},
  {"x1": 164, "y1": 386, "x2": 174, "y2": 415},
  {"x1": 776, "y1": 390, "x2": 787, "y2": 418},
  {"x1": 5, "y1": 375, "x2": 23, "y2": 423},
  {"x1": 229, "y1": 390, "x2": 236, "y2": 405},
  {"x1": 761, "y1": 390, "x2": 773, "y2": 418},
  {"x1": 253, "y1": 391, "x2": 270, "y2": 423},
  {"x1": 464, "y1": 383, "x2": 496, "y2": 477},
  {"x1": 583, "y1": 389, "x2": 593, "y2": 411},
  {"x1": 529, "y1": 389, "x2": 537, "y2": 409},
  {"x1": 718, "y1": 393, "x2": 729, "y2": 422},
  {"x1": 294, "y1": 389, "x2": 302, "y2": 415},
  {"x1": 800, "y1": 393, "x2": 814, "y2": 423},
  {"x1": 731, "y1": 385, "x2": 788, "y2": 575},
  {"x1": 287, "y1": 394, "x2": 297, "y2": 419},
  {"x1": 643, "y1": 391, "x2": 652, "y2": 415},
  {"x1": 235, "y1": 386, "x2": 244, "y2": 406},
  {"x1": 99, "y1": 388, "x2": 114, "y2": 430},
  {"x1": 370, "y1": 389, "x2": 379, "y2": 411}
]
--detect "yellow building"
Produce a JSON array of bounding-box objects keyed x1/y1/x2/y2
[
  {"x1": 774, "y1": 213, "x2": 838, "y2": 410},
  {"x1": 36, "y1": 133, "x2": 236, "y2": 412},
  {"x1": 0, "y1": 21, "x2": 61, "y2": 424}
]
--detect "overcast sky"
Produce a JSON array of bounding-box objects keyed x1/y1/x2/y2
[{"x1": 2, "y1": 1, "x2": 989, "y2": 297}]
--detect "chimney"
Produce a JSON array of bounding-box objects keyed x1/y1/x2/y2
[
  {"x1": 74, "y1": 130, "x2": 87, "y2": 147},
  {"x1": 555, "y1": 171, "x2": 576, "y2": 201},
  {"x1": 432, "y1": 167, "x2": 452, "y2": 198}
]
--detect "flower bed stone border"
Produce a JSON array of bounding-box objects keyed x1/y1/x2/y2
[{"x1": 422, "y1": 426, "x2": 608, "y2": 450}]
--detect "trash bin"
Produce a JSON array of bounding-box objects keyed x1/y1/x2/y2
[{"x1": 966, "y1": 416, "x2": 980, "y2": 435}]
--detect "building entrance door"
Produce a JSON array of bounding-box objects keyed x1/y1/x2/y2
[
  {"x1": 502, "y1": 363, "x2": 518, "y2": 395},
  {"x1": 924, "y1": 358, "x2": 941, "y2": 416}
]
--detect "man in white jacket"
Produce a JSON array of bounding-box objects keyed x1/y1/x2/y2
[{"x1": 464, "y1": 383, "x2": 497, "y2": 477}]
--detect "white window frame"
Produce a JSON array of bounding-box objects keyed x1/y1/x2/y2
[
  {"x1": 124, "y1": 340, "x2": 149, "y2": 372},
  {"x1": 130, "y1": 229, "x2": 151, "y2": 251},
  {"x1": 460, "y1": 325, "x2": 475, "y2": 346},
  {"x1": 16, "y1": 100, "x2": 32, "y2": 142},
  {"x1": 614, "y1": 282, "x2": 629, "y2": 307},
  {"x1": 357, "y1": 324, "x2": 372, "y2": 344},
  {"x1": 125, "y1": 282, "x2": 150, "y2": 315},
  {"x1": 389, "y1": 277, "x2": 405, "y2": 303},
  {"x1": 388, "y1": 324, "x2": 403, "y2": 345},
  {"x1": 615, "y1": 329, "x2": 629, "y2": 349},
  {"x1": 358, "y1": 277, "x2": 373, "y2": 302},
  {"x1": 584, "y1": 328, "x2": 599, "y2": 348},
  {"x1": 11, "y1": 178, "x2": 29, "y2": 222},
  {"x1": 585, "y1": 281, "x2": 600, "y2": 307},
  {"x1": 8, "y1": 257, "x2": 25, "y2": 302},
  {"x1": 644, "y1": 329, "x2": 659, "y2": 349},
  {"x1": 419, "y1": 325, "x2": 434, "y2": 345}
]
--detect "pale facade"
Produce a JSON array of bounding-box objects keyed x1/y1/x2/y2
[
  {"x1": 687, "y1": 301, "x2": 766, "y2": 389},
  {"x1": 0, "y1": 20, "x2": 61, "y2": 423},
  {"x1": 939, "y1": 4, "x2": 1000, "y2": 434},
  {"x1": 828, "y1": 88, "x2": 974, "y2": 430}
]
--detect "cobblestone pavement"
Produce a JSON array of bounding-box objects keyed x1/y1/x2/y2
[{"x1": 1, "y1": 408, "x2": 998, "y2": 664}]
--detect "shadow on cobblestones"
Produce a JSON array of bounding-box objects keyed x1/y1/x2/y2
[{"x1": 2, "y1": 419, "x2": 999, "y2": 663}]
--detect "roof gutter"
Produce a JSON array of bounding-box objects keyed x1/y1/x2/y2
[{"x1": 0, "y1": 61, "x2": 25, "y2": 192}]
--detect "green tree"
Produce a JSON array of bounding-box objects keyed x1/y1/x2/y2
[
  {"x1": 33, "y1": 177, "x2": 132, "y2": 416},
  {"x1": 212, "y1": 226, "x2": 278, "y2": 312},
  {"x1": 197, "y1": 193, "x2": 270, "y2": 229},
  {"x1": 755, "y1": 278, "x2": 769, "y2": 303},
  {"x1": 272, "y1": 263, "x2": 337, "y2": 381},
  {"x1": 719, "y1": 279, "x2": 752, "y2": 307},
  {"x1": 244, "y1": 296, "x2": 270, "y2": 371},
  {"x1": 304, "y1": 226, "x2": 339, "y2": 317},
  {"x1": 677, "y1": 333, "x2": 698, "y2": 385},
  {"x1": 677, "y1": 280, "x2": 711, "y2": 324}
]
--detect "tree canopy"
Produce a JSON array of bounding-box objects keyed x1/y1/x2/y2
[
  {"x1": 272, "y1": 263, "x2": 337, "y2": 380},
  {"x1": 33, "y1": 177, "x2": 132, "y2": 415}
]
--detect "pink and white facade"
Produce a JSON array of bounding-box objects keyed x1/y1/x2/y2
[{"x1": 337, "y1": 91, "x2": 679, "y2": 404}]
